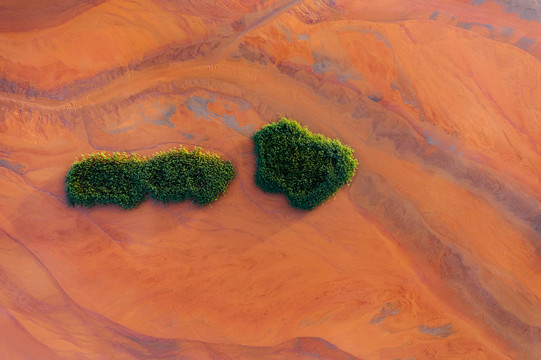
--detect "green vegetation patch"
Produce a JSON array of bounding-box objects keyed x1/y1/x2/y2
[
  {"x1": 140, "y1": 147, "x2": 236, "y2": 206},
  {"x1": 65, "y1": 146, "x2": 235, "y2": 209},
  {"x1": 65, "y1": 152, "x2": 147, "y2": 209},
  {"x1": 253, "y1": 118, "x2": 357, "y2": 210}
]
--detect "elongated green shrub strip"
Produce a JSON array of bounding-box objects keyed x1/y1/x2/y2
[
  {"x1": 65, "y1": 146, "x2": 235, "y2": 209},
  {"x1": 253, "y1": 118, "x2": 357, "y2": 210}
]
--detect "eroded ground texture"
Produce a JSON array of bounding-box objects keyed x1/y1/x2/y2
[{"x1": 1, "y1": 0, "x2": 541, "y2": 359}]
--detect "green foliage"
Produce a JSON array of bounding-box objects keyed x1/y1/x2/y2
[
  {"x1": 65, "y1": 147, "x2": 235, "y2": 209},
  {"x1": 65, "y1": 152, "x2": 146, "y2": 209},
  {"x1": 253, "y1": 118, "x2": 357, "y2": 210},
  {"x1": 140, "y1": 147, "x2": 236, "y2": 206}
]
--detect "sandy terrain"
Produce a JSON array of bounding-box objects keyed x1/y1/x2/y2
[{"x1": 1, "y1": 0, "x2": 541, "y2": 359}]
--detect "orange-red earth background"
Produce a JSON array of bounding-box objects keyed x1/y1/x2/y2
[{"x1": 1, "y1": 0, "x2": 541, "y2": 359}]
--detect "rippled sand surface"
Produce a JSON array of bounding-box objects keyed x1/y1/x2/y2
[{"x1": 1, "y1": 0, "x2": 541, "y2": 359}]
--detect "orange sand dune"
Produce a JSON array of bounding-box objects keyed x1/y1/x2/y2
[{"x1": 1, "y1": 0, "x2": 541, "y2": 359}]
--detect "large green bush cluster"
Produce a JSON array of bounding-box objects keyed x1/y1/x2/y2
[
  {"x1": 253, "y1": 118, "x2": 357, "y2": 210},
  {"x1": 65, "y1": 147, "x2": 235, "y2": 209}
]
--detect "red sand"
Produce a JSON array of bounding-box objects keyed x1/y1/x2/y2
[{"x1": 1, "y1": 0, "x2": 541, "y2": 359}]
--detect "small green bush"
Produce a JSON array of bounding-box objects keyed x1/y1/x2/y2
[
  {"x1": 65, "y1": 152, "x2": 146, "y2": 209},
  {"x1": 65, "y1": 146, "x2": 235, "y2": 209},
  {"x1": 253, "y1": 118, "x2": 357, "y2": 210},
  {"x1": 140, "y1": 147, "x2": 236, "y2": 206}
]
